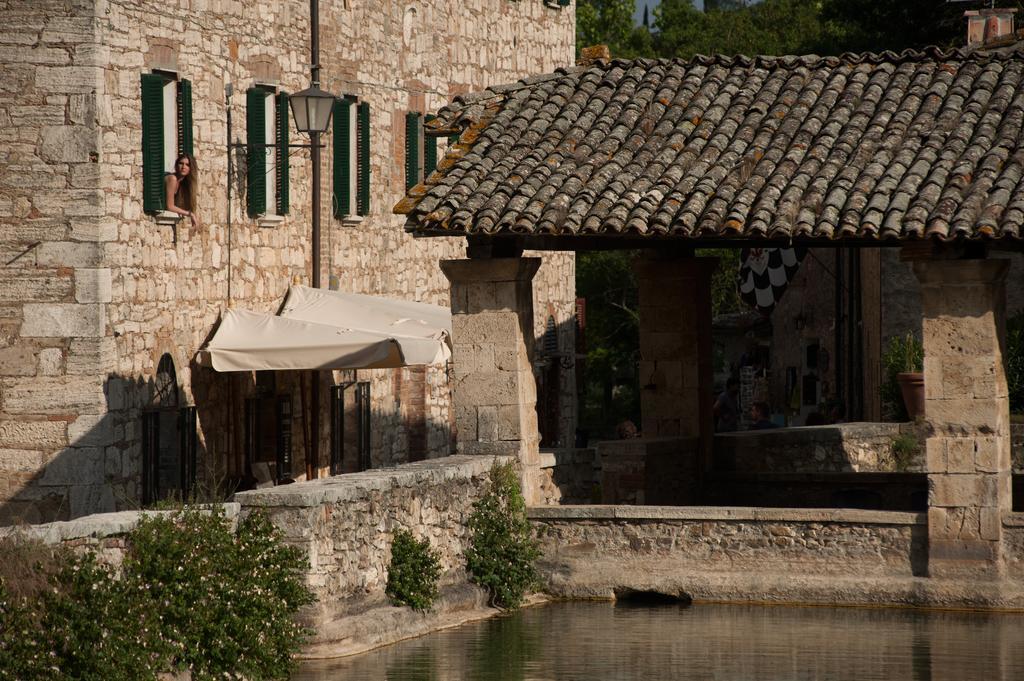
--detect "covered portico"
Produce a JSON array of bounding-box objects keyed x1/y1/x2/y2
[{"x1": 396, "y1": 48, "x2": 1024, "y2": 580}]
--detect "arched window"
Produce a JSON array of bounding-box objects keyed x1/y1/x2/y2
[
  {"x1": 154, "y1": 353, "x2": 179, "y2": 408},
  {"x1": 142, "y1": 354, "x2": 196, "y2": 504}
]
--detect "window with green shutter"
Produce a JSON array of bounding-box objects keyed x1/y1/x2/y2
[
  {"x1": 357, "y1": 101, "x2": 370, "y2": 216},
  {"x1": 333, "y1": 97, "x2": 371, "y2": 220},
  {"x1": 247, "y1": 86, "x2": 289, "y2": 221},
  {"x1": 177, "y1": 79, "x2": 193, "y2": 157},
  {"x1": 246, "y1": 87, "x2": 267, "y2": 217},
  {"x1": 276, "y1": 91, "x2": 290, "y2": 215},
  {"x1": 332, "y1": 97, "x2": 353, "y2": 218},
  {"x1": 141, "y1": 73, "x2": 167, "y2": 214},
  {"x1": 141, "y1": 71, "x2": 195, "y2": 216},
  {"x1": 405, "y1": 111, "x2": 422, "y2": 191},
  {"x1": 424, "y1": 114, "x2": 438, "y2": 178}
]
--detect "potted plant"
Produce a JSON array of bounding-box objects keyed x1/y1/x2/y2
[{"x1": 883, "y1": 333, "x2": 925, "y2": 421}]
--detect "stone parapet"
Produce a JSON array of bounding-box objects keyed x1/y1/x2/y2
[
  {"x1": 530, "y1": 505, "x2": 929, "y2": 602},
  {"x1": 528, "y1": 505, "x2": 925, "y2": 524},
  {"x1": 714, "y1": 422, "x2": 923, "y2": 473},
  {"x1": 234, "y1": 455, "x2": 511, "y2": 656}
]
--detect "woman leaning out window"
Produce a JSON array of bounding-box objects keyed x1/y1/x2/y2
[{"x1": 165, "y1": 153, "x2": 201, "y2": 227}]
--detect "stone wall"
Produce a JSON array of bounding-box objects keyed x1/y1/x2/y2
[
  {"x1": 529, "y1": 506, "x2": 929, "y2": 601},
  {"x1": 0, "y1": 503, "x2": 241, "y2": 568},
  {"x1": 0, "y1": 0, "x2": 576, "y2": 522},
  {"x1": 714, "y1": 422, "x2": 925, "y2": 474},
  {"x1": 234, "y1": 454, "x2": 506, "y2": 657},
  {"x1": 0, "y1": 0, "x2": 113, "y2": 523}
]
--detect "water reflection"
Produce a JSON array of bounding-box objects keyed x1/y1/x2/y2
[{"x1": 294, "y1": 601, "x2": 1024, "y2": 680}]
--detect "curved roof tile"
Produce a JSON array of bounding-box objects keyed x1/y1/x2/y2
[{"x1": 397, "y1": 49, "x2": 1024, "y2": 242}]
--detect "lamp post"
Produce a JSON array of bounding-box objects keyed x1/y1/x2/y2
[{"x1": 288, "y1": 0, "x2": 333, "y2": 481}]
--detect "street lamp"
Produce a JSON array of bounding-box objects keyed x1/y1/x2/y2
[{"x1": 288, "y1": 85, "x2": 334, "y2": 134}]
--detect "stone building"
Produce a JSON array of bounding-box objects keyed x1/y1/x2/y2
[{"x1": 0, "y1": 0, "x2": 577, "y2": 523}]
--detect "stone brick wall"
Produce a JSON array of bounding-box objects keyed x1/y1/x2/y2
[
  {"x1": 528, "y1": 506, "x2": 928, "y2": 599},
  {"x1": 234, "y1": 454, "x2": 505, "y2": 655},
  {"x1": 714, "y1": 422, "x2": 925, "y2": 474},
  {"x1": 0, "y1": 0, "x2": 576, "y2": 522},
  {"x1": 0, "y1": 1, "x2": 111, "y2": 523}
]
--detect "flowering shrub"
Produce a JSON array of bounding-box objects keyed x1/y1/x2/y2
[
  {"x1": 465, "y1": 462, "x2": 540, "y2": 609},
  {"x1": 0, "y1": 508, "x2": 314, "y2": 681},
  {"x1": 386, "y1": 528, "x2": 441, "y2": 611}
]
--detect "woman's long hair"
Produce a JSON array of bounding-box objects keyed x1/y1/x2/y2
[{"x1": 174, "y1": 153, "x2": 199, "y2": 213}]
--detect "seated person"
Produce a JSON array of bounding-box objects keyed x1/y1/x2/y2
[
  {"x1": 748, "y1": 401, "x2": 778, "y2": 430},
  {"x1": 164, "y1": 153, "x2": 201, "y2": 227}
]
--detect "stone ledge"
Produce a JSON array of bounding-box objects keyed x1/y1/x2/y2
[
  {"x1": 234, "y1": 455, "x2": 511, "y2": 508},
  {"x1": 540, "y1": 565, "x2": 1024, "y2": 610},
  {"x1": 1003, "y1": 512, "x2": 1024, "y2": 527},
  {"x1": 154, "y1": 210, "x2": 181, "y2": 226},
  {"x1": 257, "y1": 213, "x2": 285, "y2": 228},
  {"x1": 538, "y1": 447, "x2": 595, "y2": 469},
  {"x1": 715, "y1": 421, "x2": 903, "y2": 443},
  {"x1": 0, "y1": 503, "x2": 241, "y2": 544},
  {"x1": 527, "y1": 505, "x2": 926, "y2": 525}
]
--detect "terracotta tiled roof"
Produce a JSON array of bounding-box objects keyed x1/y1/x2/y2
[{"x1": 397, "y1": 48, "x2": 1024, "y2": 242}]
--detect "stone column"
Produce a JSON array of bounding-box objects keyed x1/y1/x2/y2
[
  {"x1": 633, "y1": 255, "x2": 718, "y2": 467},
  {"x1": 913, "y1": 259, "x2": 1010, "y2": 579},
  {"x1": 440, "y1": 257, "x2": 542, "y2": 474}
]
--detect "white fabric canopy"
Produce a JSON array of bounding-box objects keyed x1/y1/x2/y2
[{"x1": 197, "y1": 287, "x2": 451, "y2": 372}]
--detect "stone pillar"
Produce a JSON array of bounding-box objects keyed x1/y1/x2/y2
[
  {"x1": 913, "y1": 259, "x2": 1011, "y2": 579},
  {"x1": 440, "y1": 257, "x2": 542, "y2": 478},
  {"x1": 633, "y1": 255, "x2": 718, "y2": 469}
]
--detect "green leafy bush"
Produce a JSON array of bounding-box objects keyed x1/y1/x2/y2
[
  {"x1": 125, "y1": 508, "x2": 315, "y2": 680},
  {"x1": 0, "y1": 508, "x2": 314, "y2": 681},
  {"x1": 465, "y1": 462, "x2": 540, "y2": 609},
  {"x1": 386, "y1": 529, "x2": 441, "y2": 611},
  {"x1": 881, "y1": 332, "x2": 924, "y2": 422},
  {"x1": 0, "y1": 538, "x2": 168, "y2": 681}
]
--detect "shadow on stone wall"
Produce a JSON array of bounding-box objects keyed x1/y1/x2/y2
[{"x1": 0, "y1": 372, "x2": 164, "y2": 526}]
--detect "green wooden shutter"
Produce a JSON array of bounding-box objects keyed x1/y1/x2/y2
[
  {"x1": 333, "y1": 98, "x2": 352, "y2": 217},
  {"x1": 424, "y1": 114, "x2": 437, "y2": 179},
  {"x1": 405, "y1": 111, "x2": 420, "y2": 191},
  {"x1": 141, "y1": 73, "x2": 166, "y2": 215},
  {"x1": 357, "y1": 101, "x2": 370, "y2": 216},
  {"x1": 276, "y1": 91, "x2": 290, "y2": 215},
  {"x1": 246, "y1": 87, "x2": 266, "y2": 217},
  {"x1": 177, "y1": 78, "x2": 193, "y2": 157}
]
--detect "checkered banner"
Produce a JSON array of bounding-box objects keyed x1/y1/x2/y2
[{"x1": 737, "y1": 247, "x2": 807, "y2": 314}]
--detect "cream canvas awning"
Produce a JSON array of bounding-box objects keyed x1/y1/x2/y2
[{"x1": 197, "y1": 287, "x2": 451, "y2": 372}]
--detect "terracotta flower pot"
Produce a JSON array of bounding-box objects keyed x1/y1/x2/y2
[{"x1": 897, "y1": 372, "x2": 925, "y2": 420}]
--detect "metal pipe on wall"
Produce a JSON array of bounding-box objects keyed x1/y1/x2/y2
[{"x1": 308, "y1": 0, "x2": 322, "y2": 481}]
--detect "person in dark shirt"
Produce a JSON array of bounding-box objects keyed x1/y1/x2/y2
[
  {"x1": 749, "y1": 401, "x2": 778, "y2": 430},
  {"x1": 714, "y1": 377, "x2": 740, "y2": 432}
]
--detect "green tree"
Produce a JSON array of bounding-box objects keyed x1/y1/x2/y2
[
  {"x1": 576, "y1": 251, "x2": 640, "y2": 437},
  {"x1": 577, "y1": 0, "x2": 635, "y2": 54},
  {"x1": 655, "y1": 0, "x2": 823, "y2": 59}
]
